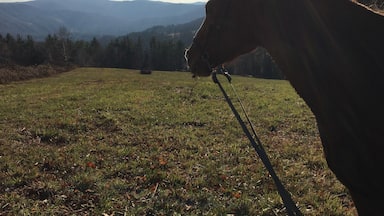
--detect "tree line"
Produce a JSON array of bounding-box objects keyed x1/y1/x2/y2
[
  {"x1": 0, "y1": 27, "x2": 286, "y2": 79},
  {"x1": 0, "y1": 27, "x2": 187, "y2": 72}
]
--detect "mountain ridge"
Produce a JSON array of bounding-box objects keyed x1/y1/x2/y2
[{"x1": 0, "y1": 0, "x2": 205, "y2": 40}]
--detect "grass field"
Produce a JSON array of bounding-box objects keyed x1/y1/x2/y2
[{"x1": 0, "y1": 68, "x2": 356, "y2": 215}]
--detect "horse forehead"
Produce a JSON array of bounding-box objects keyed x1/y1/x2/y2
[
  {"x1": 206, "y1": 0, "x2": 256, "y2": 19},
  {"x1": 206, "y1": 0, "x2": 233, "y2": 14},
  {"x1": 205, "y1": 0, "x2": 236, "y2": 24},
  {"x1": 205, "y1": 0, "x2": 223, "y2": 17}
]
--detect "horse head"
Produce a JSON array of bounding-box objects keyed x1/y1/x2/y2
[{"x1": 185, "y1": 0, "x2": 261, "y2": 76}]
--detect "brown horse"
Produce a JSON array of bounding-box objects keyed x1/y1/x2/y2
[{"x1": 185, "y1": 0, "x2": 384, "y2": 215}]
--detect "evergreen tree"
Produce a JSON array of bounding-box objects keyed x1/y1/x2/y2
[
  {"x1": 87, "y1": 37, "x2": 102, "y2": 66},
  {"x1": 44, "y1": 34, "x2": 62, "y2": 64}
]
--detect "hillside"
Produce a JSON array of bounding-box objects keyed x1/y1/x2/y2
[
  {"x1": 0, "y1": 0, "x2": 205, "y2": 40},
  {"x1": 127, "y1": 17, "x2": 204, "y2": 46}
]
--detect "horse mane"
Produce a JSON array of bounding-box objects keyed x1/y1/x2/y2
[{"x1": 353, "y1": 0, "x2": 384, "y2": 15}]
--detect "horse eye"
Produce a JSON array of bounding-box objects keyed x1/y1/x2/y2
[{"x1": 209, "y1": 23, "x2": 220, "y2": 31}]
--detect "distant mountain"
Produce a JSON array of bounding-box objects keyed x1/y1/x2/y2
[
  {"x1": 127, "y1": 17, "x2": 204, "y2": 46},
  {"x1": 0, "y1": 0, "x2": 205, "y2": 40}
]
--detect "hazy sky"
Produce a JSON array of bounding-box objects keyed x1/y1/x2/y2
[
  {"x1": 0, "y1": 0, "x2": 208, "y2": 3},
  {"x1": 0, "y1": 0, "x2": 30, "y2": 2}
]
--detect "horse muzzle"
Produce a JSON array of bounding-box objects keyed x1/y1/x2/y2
[{"x1": 185, "y1": 48, "x2": 213, "y2": 77}]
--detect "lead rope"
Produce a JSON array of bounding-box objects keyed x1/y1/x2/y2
[{"x1": 212, "y1": 68, "x2": 303, "y2": 216}]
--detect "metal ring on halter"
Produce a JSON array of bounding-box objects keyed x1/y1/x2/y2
[{"x1": 212, "y1": 65, "x2": 231, "y2": 83}]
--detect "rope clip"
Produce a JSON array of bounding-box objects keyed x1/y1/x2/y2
[{"x1": 212, "y1": 66, "x2": 231, "y2": 84}]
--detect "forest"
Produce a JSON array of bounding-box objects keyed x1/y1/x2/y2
[
  {"x1": 0, "y1": 27, "x2": 186, "y2": 72},
  {"x1": 0, "y1": 25, "x2": 286, "y2": 82}
]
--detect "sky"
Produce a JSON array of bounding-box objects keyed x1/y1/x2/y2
[
  {"x1": 0, "y1": 0, "x2": 30, "y2": 2},
  {"x1": 0, "y1": 0, "x2": 208, "y2": 3}
]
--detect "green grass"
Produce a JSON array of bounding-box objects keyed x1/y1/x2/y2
[{"x1": 0, "y1": 68, "x2": 356, "y2": 215}]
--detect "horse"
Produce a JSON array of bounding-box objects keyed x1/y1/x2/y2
[{"x1": 185, "y1": 0, "x2": 384, "y2": 215}]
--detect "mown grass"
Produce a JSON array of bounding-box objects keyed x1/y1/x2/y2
[{"x1": 0, "y1": 68, "x2": 356, "y2": 215}]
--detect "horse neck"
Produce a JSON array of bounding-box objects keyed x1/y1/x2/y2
[
  {"x1": 260, "y1": 0, "x2": 344, "y2": 55},
  {"x1": 256, "y1": 0, "x2": 382, "y2": 114},
  {"x1": 260, "y1": 0, "x2": 383, "y2": 71}
]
